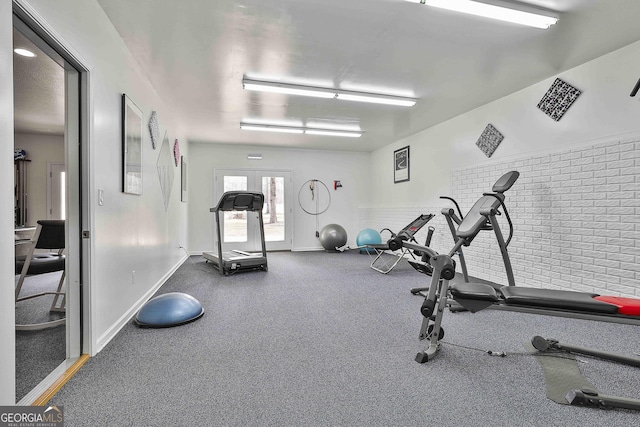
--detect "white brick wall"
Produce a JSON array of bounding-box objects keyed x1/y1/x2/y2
[{"x1": 361, "y1": 137, "x2": 640, "y2": 298}]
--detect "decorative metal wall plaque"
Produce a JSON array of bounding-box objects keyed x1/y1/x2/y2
[
  {"x1": 148, "y1": 111, "x2": 159, "y2": 149},
  {"x1": 537, "y1": 78, "x2": 582, "y2": 121},
  {"x1": 476, "y1": 124, "x2": 504, "y2": 158},
  {"x1": 157, "y1": 131, "x2": 175, "y2": 211}
]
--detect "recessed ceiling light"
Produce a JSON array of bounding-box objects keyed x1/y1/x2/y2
[{"x1": 14, "y1": 48, "x2": 36, "y2": 57}]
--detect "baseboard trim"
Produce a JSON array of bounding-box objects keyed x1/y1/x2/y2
[
  {"x1": 95, "y1": 254, "x2": 188, "y2": 353},
  {"x1": 31, "y1": 354, "x2": 90, "y2": 406}
]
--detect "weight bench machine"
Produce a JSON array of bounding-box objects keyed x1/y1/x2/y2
[
  {"x1": 365, "y1": 214, "x2": 435, "y2": 274},
  {"x1": 203, "y1": 191, "x2": 268, "y2": 275},
  {"x1": 383, "y1": 171, "x2": 640, "y2": 364},
  {"x1": 398, "y1": 239, "x2": 640, "y2": 363}
]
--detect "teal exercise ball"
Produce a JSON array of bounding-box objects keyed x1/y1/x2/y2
[
  {"x1": 319, "y1": 224, "x2": 348, "y2": 251},
  {"x1": 356, "y1": 228, "x2": 382, "y2": 254}
]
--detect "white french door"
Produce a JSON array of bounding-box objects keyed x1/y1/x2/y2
[{"x1": 214, "y1": 169, "x2": 293, "y2": 251}]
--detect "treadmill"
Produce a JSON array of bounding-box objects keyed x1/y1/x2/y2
[{"x1": 203, "y1": 191, "x2": 268, "y2": 275}]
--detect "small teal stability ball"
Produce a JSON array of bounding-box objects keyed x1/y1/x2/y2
[
  {"x1": 319, "y1": 224, "x2": 348, "y2": 251},
  {"x1": 135, "y1": 292, "x2": 204, "y2": 328},
  {"x1": 356, "y1": 228, "x2": 382, "y2": 254}
]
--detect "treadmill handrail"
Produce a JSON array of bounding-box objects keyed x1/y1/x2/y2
[{"x1": 211, "y1": 191, "x2": 264, "y2": 212}]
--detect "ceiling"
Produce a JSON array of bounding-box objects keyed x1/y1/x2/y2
[
  {"x1": 13, "y1": 28, "x2": 65, "y2": 136},
  {"x1": 14, "y1": 0, "x2": 640, "y2": 151}
]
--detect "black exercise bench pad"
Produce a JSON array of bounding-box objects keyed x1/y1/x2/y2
[
  {"x1": 500, "y1": 287, "x2": 618, "y2": 314},
  {"x1": 450, "y1": 282, "x2": 500, "y2": 302},
  {"x1": 15, "y1": 253, "x2": 65, "y2": 275}
]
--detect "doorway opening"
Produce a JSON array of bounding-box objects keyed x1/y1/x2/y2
[{"x1": 12, "y1": 4, "x2": 89, "y2": 405}]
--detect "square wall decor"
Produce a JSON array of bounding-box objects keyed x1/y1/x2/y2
[
  {"x1": 537, "y1": 78, "x2": 582, "y2": 121},
  {"x1": 476, "y1": 124, "x2": 504, "y2": 158}
]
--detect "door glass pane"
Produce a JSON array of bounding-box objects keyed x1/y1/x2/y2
[
  {"x1": 223, "y1": 176, "x2": 247, "y2": 242},
  {"x1": 262, "y1": 176, "x2": 285, "y2": 242},
  {"x1": 60, "y1": 171, "x2": 66, "y2": 220}
]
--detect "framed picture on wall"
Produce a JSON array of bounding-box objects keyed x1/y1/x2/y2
[
  {"x1": 394, "y1": 145, "x2": 410, "y2": 183},
  {"x1": 181, "y1": 156, "x2": 187, "y2": 202},
  {"x1": 122, "y1": 94, "x2": 143, "y2": 195}
]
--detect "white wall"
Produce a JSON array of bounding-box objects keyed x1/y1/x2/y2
[
  {"x1": 188, "y1": 143, "x2": 370, "y2": 253},
  {"x1": 366, "y1": 39, "x2": 640, "y2": 297},
  {"x1": 370, "y1": 38, "x2": 640, "y2": 206},
  {"x1": 14, "y1": 132, "x2": 64, "y2": 224},
  {"x1": 1, "y1": 0, "x2": 17, "y2": 406},
  {"x1": 10, "y1": 0, "x2": 190, "y2": 361}
]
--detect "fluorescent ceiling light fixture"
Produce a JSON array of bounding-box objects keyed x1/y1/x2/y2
[
  {"x1": 335, "y1": 93, "x2": 416, "y2": 107},
  {"x1": 240, "y1": 123, "x2": 304, "y2": 134},
  {"x1": 247, "y1": 154, "x2": 263, "y2": 160},
  {"x1": 14, "y1": 48, "x2": 36, "y2": 57},
  {"x1": 243, "y1": 79, "x2": 335, "y2": 98},
  {"x1": 406, "y1": 0, "x2": 558, "y2": 29},
  {"x1": 243, "y1": 77, "x2": 417, "y2": 106},
  {"x1": 240, "y1": 122, "x2": 362, "y2": 138},
  {"x1": 304, "y1": 129, "x2": 362, "y2": 138}
]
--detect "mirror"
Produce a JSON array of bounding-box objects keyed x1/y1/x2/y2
[{"x1": 122, "y1": 94, "x2": 143, "y2": 195}]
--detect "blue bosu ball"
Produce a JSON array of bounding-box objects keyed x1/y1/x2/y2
[
  {"x1": 135, "y1": 292, "x2": 204, "y2": 328},
  {"x1": 356, "y1": 228, "x2": 382, "y2": 254}
]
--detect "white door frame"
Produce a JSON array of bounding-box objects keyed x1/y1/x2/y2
[{"x1": 13, "y1": 0, "x2": 92, "y2": 404}]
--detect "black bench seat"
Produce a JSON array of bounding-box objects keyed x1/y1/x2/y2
[
  {"x1": 500, "y1": 287, "x2": 618, "y2": 314},
  {"x1": 450, "y1": 282, "x2": 500, "y2": 302},
  {"x1": 450, "y1": 283, "x2": 621, "y2": 315}
]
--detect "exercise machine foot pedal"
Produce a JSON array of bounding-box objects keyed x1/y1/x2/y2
[
  {"x1": 566, "y1": 389, "x2": 640, "y2": 411},
  {"x1": 415, "y1": 352, "x2": 429, "y2": 363}
]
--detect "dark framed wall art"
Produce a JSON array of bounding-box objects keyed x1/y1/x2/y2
[{"x1": 394, "y1": 145, "x2": 410, "y2": 183}]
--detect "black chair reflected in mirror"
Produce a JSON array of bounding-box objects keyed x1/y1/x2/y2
[{"x1": 15, "y1": 220, "x2": 66, "y2": 330}]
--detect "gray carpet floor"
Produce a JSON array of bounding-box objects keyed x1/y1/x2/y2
[
  {"x1": 50, "y1": 251, "x2": 639, "y2": 426},
  {"x1": 15, "y1": 271, "x2": 66, "y2": 402}
]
